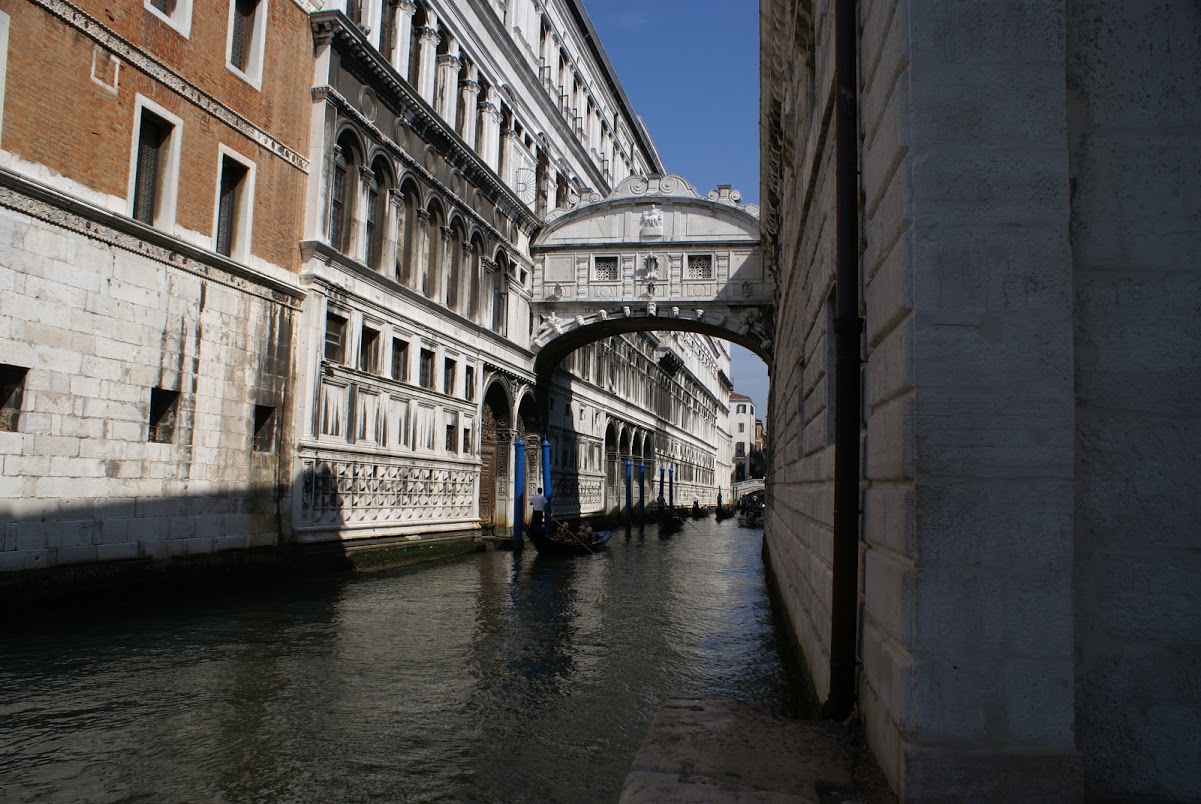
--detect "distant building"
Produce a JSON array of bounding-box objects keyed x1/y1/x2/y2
[{"x1": 729, "y1": 392, "x2": 755, "y2": 482}]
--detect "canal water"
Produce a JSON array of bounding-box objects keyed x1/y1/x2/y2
[{"x1": 0, "y1": 518, "x2": 802, "y2": 803}]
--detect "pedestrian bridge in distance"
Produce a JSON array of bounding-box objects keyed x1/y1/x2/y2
[{"x1": 529, "y1": 174, "x2": 772, "y2": 376}]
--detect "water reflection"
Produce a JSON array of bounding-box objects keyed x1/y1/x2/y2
[{"x1": 0, "y1": 519, "x2": 793, "y2": 802}]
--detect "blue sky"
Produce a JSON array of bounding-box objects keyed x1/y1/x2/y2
[{"x1": 584, "y1": 1, "x2": 770, "y2": 416}]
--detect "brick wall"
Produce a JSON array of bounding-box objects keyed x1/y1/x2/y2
[{"x1": 0, "y1": 0, "x2": 310, "y2": 270}]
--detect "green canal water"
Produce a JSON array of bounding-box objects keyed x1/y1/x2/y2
[{"x1": 0, "y1": 518, "x2": 804, "y2": 802}]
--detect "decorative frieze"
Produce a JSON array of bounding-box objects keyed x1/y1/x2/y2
[{"x1": 299, "y1": 457, "x2": 476, "y2": 526}]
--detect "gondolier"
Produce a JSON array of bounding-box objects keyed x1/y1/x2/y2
[{"x1": 531, "y1": 487, "x2": 548, "y2": 535}]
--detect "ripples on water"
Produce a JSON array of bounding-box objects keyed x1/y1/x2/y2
[{"x1": 0, "y1": 520, "x2": 796, "y2": 802}]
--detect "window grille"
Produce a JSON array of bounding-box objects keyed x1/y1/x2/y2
[
  {"x1": 687, "y1": 254, "x2": 713, "y2": 280},
  {"x1": 230, "y1": 0, "x2": 257, "y2": 72},
  {"x1": 594, "y1": 255, "x2": 618, "y2": 281},
  {"x1": 216, "y1": 157, "x2": 247, "y2": 257},
  {"x1": 133, "y1": 113, "x2": 170, "y2": 224}
]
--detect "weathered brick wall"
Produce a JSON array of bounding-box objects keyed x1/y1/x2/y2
[
  {"x1": 0, "y1": 0, "x2": 310, "y2": 270},
  {"x1": 1067, "y1": 2, "x2": 1201, "y2": 799}
]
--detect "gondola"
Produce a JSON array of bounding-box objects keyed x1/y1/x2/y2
[
  {"x1": 658, "y1": 513, "x2": 686, "y2": 535},
  {"x1": 737, "y1": 508, "x2": 764, "y2": 528},
  {"x1": 690, "y1": 505, "x2": 711, "y2": 519},
  {"x1": 527, "y1": 522, "x2": 613, "y2": 555},
  {"x1": 714, "y1": 506, "x2": 735, "y2": 522}
]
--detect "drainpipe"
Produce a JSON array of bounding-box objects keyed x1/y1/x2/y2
[{"x1": 824, "y1": 0, "x2": 862, "y2": 722}]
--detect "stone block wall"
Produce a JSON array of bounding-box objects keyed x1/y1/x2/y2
[
  {"x1": 1067, "y1": 1, "x2": 1201, "y2": 798},
  {"x1": 0, "y1": 195, "x2": 300, "y2": 575}
]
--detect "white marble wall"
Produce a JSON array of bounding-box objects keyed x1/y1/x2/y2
[{"x1": 0, "y1": 198, "x2": 298, "y2": 571}]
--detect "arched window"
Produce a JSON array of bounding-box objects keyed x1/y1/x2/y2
[
  {"x1": 425, "y1": 203, "x2": 444, "y2": 299},
  {"x1": 491, "y1": 251, "x2": 508, "y2": 336},
  {"x1": 329, "y1": 134, "x2": 359, "y2": 254},
  {"x1": 366, "y1": 157, "x2": 390, "y2": 271},
  {"x1": 468, "y1": 233, "x2": 484, "y2": 322},
  {"x1": 397, "y1": 179, "x2": 419, "y2": 284},
  {"x1": 446, "y1": 219, "x2": 464, "y2": 310}
]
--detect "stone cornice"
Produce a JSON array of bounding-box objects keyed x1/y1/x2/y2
[
  {"x1": 30, "y1": 0, "x2": 308, "y2": 173},
  {"x1": 0, "y1": 166, "x2": 305, "y2": 306}
]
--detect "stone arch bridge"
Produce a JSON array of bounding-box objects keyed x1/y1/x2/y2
[{"x1": 529, "y1": 174, "x2": 772, "y2": 378}]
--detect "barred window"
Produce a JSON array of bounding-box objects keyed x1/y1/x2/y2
[
  {"x1": 594, "y1": 255, "x2": 619, "y2": 281},
  {"x1": 687, "y1": 254, "x2": 713, "y2": 280}
]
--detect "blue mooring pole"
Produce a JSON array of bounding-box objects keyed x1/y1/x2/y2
[
  {"x1": 625, "y1": 458, "x2": 633, "y2": 528},
  {"x1": 659, "y1": 465, "x2": 665, "y2": 509},
  {"x1": 669, "y1": 465, "x2": 675, "y2": 511},
  {"x1": 541, "y1": 435, "x2": 552, "y2": 533},
  {"x1": 514, "y1": 435, "x2": 525, "y2": 549},
  {"x1": 639, "y1": 460, "x2": 646, "y2": 525}
]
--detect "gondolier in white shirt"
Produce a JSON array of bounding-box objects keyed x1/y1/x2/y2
[{"x1": 531, "y1": 487, "x2": 548, "y2": 535}]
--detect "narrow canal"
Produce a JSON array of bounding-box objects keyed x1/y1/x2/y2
[{"x1": 0, "y1": 517, "x2": 804, "y2": 802}]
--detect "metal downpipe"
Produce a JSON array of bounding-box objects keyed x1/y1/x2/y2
[{"x1": 824, "y1": 0, "x2": 863, "y2": 722}]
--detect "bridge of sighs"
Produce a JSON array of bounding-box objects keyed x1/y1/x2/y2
[{"x1": 529, "y1": 174, "x2": 773, "y2": 377}]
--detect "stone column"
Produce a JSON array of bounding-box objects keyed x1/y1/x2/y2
[
  {"x1": 434, "y1": 38, "x2": 460, "y2": 129},
  {"x1": 478, "y1": 87, "x2": 501, "y2": 172},
  {"x1": 459, "y1": 64, "x2": 480, "y2": 148},
  {"x1": 414, "y1": 13, "x2": 439, "y2": 104},
  {"x1": 391, "y1": 0, "x2": 416, "y2": 79}
]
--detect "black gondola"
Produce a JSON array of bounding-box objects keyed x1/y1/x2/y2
[
  {"x1": 658, "y1": 513, "x2": 685, "y2": 534},
  {"x1": 527, "y1": 521, "x2": 613, "y2": 555}
]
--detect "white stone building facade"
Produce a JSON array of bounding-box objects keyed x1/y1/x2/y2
[{"x1": 728, "y1": 391, "x2": 756, "y2": 483}]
